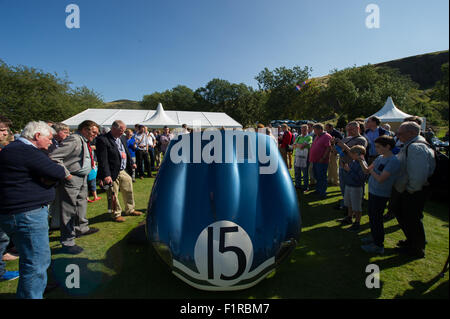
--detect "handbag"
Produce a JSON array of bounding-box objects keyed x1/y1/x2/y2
[{"x1": 294, "y1": 149, "x2": 308, "y2": 168}]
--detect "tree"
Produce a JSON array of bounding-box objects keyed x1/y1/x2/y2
[
  {"x1": 292, "y1": 79, "x2": 334, "y2": 121},
  {"x1": 194, "y1": 79, "x2": 266, "y2": 127},
  {"x1": 325, "y1": 65, "x2": 418, "y2": 120},
  {"x1": 432, "y1": 63, "x2": 449, "y2": 102},
  {"x1": 255, "y1": 66, "x2": 312, "y2": 121},
  {"x1": 141, "y1": 85, "x2": 197, "y2": 111},
  {"x1": 0, "y1": 60, "x2": 104, "y2": 131}
]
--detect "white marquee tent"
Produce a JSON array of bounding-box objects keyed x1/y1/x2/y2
[
  {"x1": 63, "y1": 103, "x2": 242, "y2": 129},
  {"x1": 366, "y1": 96, "x2": 426, "y2": 131}
]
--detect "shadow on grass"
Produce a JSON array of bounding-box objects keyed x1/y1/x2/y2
[
  {"x1": 45, "y1": 257, "x2": 114, "y2": 298},
  {"x1": 394, "y1": 275, "x2": 449, "y2": 299},
  {"x1": 44, "y1": 220, "x2": 446, "y2": 299},
  {"x1": 64, "y1": 223, "x2": 386, "y2": 299},
  {"x1": 298, "y1": 199, "x2": 340, "y2": 229},
  {"x1": 88, "y1": 212, "x2": 114, "y2": 226},
  {"x1": 41, "y1": 181, "x2": 447, "y2": 299},
  {"x1": 423, "y1": 200, "x2": 449, "y2": 223}
]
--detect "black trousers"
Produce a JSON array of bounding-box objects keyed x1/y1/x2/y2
[
  {"x1": 148, "y1": 147, "x2": 155, "y2": 171},
  {"x1": 135, "y1": 149, "x2": 150, "y2": 177},
  {"x1": 391, "y1": 187, "x2": 429, "y2": 251},
  {"x1": 368, "y1": 193, "x2": 389, "y2": 247}
]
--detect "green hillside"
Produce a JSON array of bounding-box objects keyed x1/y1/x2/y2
[
  {"x1": 312, "y1": 50, "x2": 449, "y2": 88},
  {"x1": 104, "y1": 99, "x2": 142, "y2": 109},
  {"x1": 375, "y1": 50, "x2": 449, "y2": 90}
]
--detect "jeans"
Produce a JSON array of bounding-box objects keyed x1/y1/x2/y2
[
  {"x1": 294, "y1": 164, "x2": 309, "y2": 190},
  {"x1": 0, "y1": 228, "x2": 10, "y2": 277},
  {"x1": 368, "y1": 193, "x2": 389, "y2": 247},
  {"x1": 0, "y1": 206, "x2": 51, "y2": 299},
  {"x1": 313, "y1": 162, "x2": 328, "y2": 196}
]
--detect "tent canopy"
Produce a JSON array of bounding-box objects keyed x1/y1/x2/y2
[
  {"x1": 366, "y1": 96, "x2": 426, "y2": 131},
  {"x1": 367, "y1": 97, "x2": 413, "y2": 122},
  {"x1": 62, "y1": 104, "x2": 243, "y2": 129},
  {"x1": 139, "y1": 103, "x2": 180, "y2": 128}
]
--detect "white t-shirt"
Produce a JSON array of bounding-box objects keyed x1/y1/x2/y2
[
  {"x1": 135, "y1": 133, "x2": 149, "y2": 150},
  {"x1": 147, "y1": 132, "x2": 156, "y2": 147}
]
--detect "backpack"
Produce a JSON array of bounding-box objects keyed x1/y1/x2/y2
[{"x1": 406, "y1": 140, "x2": 448, "y2": 190}]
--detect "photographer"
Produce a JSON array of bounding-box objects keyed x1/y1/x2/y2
[{"x1": 335, "y1": 121, "x2": 368, "y2": 211}]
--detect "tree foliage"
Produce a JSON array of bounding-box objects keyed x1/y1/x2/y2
[
  {"x1": 255, "y1": 66, "x2": 312, "y2": 121},
  {"x1": 1, "y1": 58, "x2": 448, "y2": 132},
  {"x1": 326, "y1": 65, "x2": 419, "y2": 120},
  {"x1": 0, "y1": 60, "x2": 104, "y2": 131}
]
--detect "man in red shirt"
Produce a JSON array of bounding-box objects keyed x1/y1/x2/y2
[
  {"x1": 309, "y1": 123, "x2": 332, "y2": 198},
  {"x1": 279, "y1": 124, "x2": 292, "y2": 168}
]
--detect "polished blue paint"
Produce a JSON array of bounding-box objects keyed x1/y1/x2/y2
[{"x1": 146, "y1": 130, "x2": 301, "y2": 289}]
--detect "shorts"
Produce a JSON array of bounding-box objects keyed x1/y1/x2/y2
[
  {"x1": 344, "y1": 185, "x2": 363, "y2": 212},
  {"x1": 88, "y1": 178, "x2": 97, "y2": 193}
]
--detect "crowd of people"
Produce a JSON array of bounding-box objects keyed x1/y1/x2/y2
[
  {"x1": 0, "y1": 112, "x2": 440, "y2": 299},
  {"x1": 271, "y1": 115, "x2": 436, "y2": 257},
  {"x1": 0, "y1": 115, "x2": 178, "y2": 298}
]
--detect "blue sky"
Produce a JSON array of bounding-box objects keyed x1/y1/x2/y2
[{"x1": 0, "y1": 0, "x2": 448, "y2": 102}]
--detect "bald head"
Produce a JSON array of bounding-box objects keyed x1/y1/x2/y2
[
  {"x1": 398, "y1": 121, "x2": 420, "y2": 143},
  {"x1": 111, "y1": 120, "x2": 126, "y2": 138}
]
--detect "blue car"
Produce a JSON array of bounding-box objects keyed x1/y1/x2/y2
[{"x1": 146, "y1": 130, "x2": 301, "y2": 291}]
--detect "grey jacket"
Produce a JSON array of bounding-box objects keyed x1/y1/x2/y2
[
  {"x1": 49, "y1": 133, "x2": 90, "y2": 177},
  {"x1": 394, "y1": 135, "x2": 435, "y2": 194}
]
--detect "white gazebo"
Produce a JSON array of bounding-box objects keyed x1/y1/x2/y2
[
  {"x1": 139, "y1": 103, "x2": 181, "y2": 128},
  {"x1": 366, "y1": 97, "x2": 426, "y2": 131},
  {"x1": 62, "y1": 103, "x2": 243, "y2": 130}
]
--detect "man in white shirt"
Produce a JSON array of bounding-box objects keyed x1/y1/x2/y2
[
  {"x1": 134, "y1": 125, "x2": 153, "y2": 178},
  {"x1": 147, "y1": 127, "x2": 156, "y2": 173}
]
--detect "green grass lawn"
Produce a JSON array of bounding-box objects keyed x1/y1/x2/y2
[{"x1": 0, "y1": 172, "x2": 448, "y2": 299}]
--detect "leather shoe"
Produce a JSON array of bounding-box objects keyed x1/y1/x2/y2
[
  {"x1": 128, "y1": 210, "x2": 143, "y2": 216},
  {"x1": 76, "y1": 227, "x2": 99, "y2": 238},
  {"x1": 114, "y1": 216, "x2": 126, "y2": 222}
]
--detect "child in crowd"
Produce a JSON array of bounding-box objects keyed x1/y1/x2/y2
[
  {"x1": 338, "y1": 145, "x2": 368, "y2": 232},
  {"x1": 358, "y1": 135, "x2": 400, "y2": 254}
]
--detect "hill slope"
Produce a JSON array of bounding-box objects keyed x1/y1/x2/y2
[
  {"x1": 105, "y1": 50, "x2": 449, "y2": 106},
  {"x1": 104, "y1": 99, "x2": 142, "y2": 109},
  {"x1": 376, "y1": 50, "x2": 448, "y2": 89}
]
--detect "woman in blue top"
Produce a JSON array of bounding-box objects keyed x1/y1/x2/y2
[
  {"x1": 125, "y1": 129, "x2": 137, "y2": 182},
  {"x1": 358, "y1": 135, "x2": 400, "y2": 254}
]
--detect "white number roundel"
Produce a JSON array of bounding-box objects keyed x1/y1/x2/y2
[{"x1": 194, "y1": 220, "x2": 254, "y2": 287}]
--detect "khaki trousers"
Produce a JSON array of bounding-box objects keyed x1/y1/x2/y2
[
  {"x1": 287, "y1": 151, "x2": 293, "y2": 169},
  {"x1": 109, "y1": 170, "x2": 135, "y2": 218},
  {"x1": 308, "y1": 162, "x2": 316, "y2": 185},
  {"x1": 327, "y1": 150, "x2": 339, "y2": 186}
]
